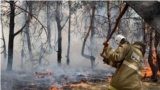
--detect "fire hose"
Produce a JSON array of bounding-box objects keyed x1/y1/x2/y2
[{"x1": 101, "y1": 4, "x2": 129, "y2": 57}]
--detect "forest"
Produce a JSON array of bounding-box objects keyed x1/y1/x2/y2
[{"x1": 1, "y1": 1, "x2": 160, "y2": 90}]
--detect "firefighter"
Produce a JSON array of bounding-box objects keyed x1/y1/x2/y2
[{"x1": 101, "y1": 34, "x2": 145, "y2": 90}]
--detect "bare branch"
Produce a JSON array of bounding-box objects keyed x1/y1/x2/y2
[
  {"x1": 14, "y1": 16, "x2": 31, "y2": 36},
  {"x1": 61, "y1": 17, "x2": 69, "y2": 29},
  {"x1": 5, "y1": 1, "x2": 48, "y2": 38}
]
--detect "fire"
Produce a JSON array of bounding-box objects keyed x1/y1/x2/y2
[
  {"x1": 61, "y1": 82, "x2": 85, "y2": 89},
  {"x1": 141, "y1": 61, "x2": 152, "y2": 77},
  {"x1": 108, "y1": 78, "x2": 112, "y2": 82},
  {"x1": 81, "y1": 81, "x2": 84, "y2": 84},
  {"x1": 33, "y1": 72, "x2": 38, "y2": 78},
  {"x1": 153, "y1": 48, "x2": 156, "y2": 65},
  {"x1": 31, "y1": 83, "x2": 35, "y2": 85},
  {"x1": 47, "y1": 69, "x2": 52, "y2": 75},
  {"x1": 33, "y1": 69, "x2": 52, "y2": 78},
  {"x1": 141, "y1": 48, "x2": 160, "y2": 77},
  {"x1": 48, "y1": 82, "x2": 85, "y2": 90},
  {"x1": 48, "y1": 88, "x2": 62, "y2": 90}
]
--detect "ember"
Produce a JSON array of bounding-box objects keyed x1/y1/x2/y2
[
  {"x1": 33, "y1": 69, "x2": 52, "y2": 78},
  {"x1": 61, "y1": 82, "x2": 84, "y2": 89},
  {"x1": 47, "y1": 69, "x2": 52, "y2": 75}
]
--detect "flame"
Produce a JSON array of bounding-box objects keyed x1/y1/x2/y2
[
  {"x1": 61, "y1": 82, "x2": 85, "y2": 89},
  {"x1": 141, "y1": 61, "x2": 152, "y2": 77},
  {"x1": 48, "y1": 82, "x2": 85, "y2": 90},
  {"x1": 33, "y1": 72, "x2": 38, "y2": 78},
  {"x1": 48, "y1": 88, "x2": 62, "y2": 90},
  {"x1": 141, "y1": 48, "x2": 160, "y2": 77},
  {"x1": 33, "y1": 69, "x2": 52, "y2": 78},
  {"x1": 39, "y1": 74, "x2": 45, "y2": 78},
  {"x1": 153, "y1": 48, "x2": 156, "y2": 65},
  {"x1": 31, "y1": 83, "x2": 35, "y2": 85},
  {"x1": 81, "y1": 81, "x2": 84, "y2": 84},
  {"x1": 47, "y1": 69, "x2": 52, "y2": 75},
  {"x1": 108, "y1": 78, "x2": 112, "y2": 82}
]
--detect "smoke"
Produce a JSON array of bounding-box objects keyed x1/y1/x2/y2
[{"x1": 1, "y1": 1, "x2": 143, "y2": 75}]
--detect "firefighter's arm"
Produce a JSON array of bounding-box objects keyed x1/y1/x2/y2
[
  {"x1": 102, "y1": 45, "x2": 118, "y2": 68},
  {"x1": 108, "y1": 44, "x2": 130, "y2": 62}
]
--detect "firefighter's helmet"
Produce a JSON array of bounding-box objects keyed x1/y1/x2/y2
[{"x1": 115, "y1": 34, "x2": 125, "y2": 45}]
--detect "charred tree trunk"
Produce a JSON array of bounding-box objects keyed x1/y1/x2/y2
[
  {"x1": 7, "y1": 1, "x2": 15, "y2": 71},
  {"x1": 81, "y1": 1, "x2": 96, "y2": 69},
  {"x1": 143, "y1": 22, "x2": 147, "y2": 52},
  {"x1": 66, "y1": 1, "x2": 72, "y2": 65},
  {"x1": 118, "y1": 1, "x2": 123, "y2": 34},
  {"x1": 56, "y1": 1, "x2": 62, "y2": 66},
  {"x1": 148, "y1": 28, "x2": 158, "y2": 82},
  {"x1": 106, "y1": 1, "x2": 112, "y2": 39},
  {"x1": 155, "y1": 32, "x2": 160, "y2": 71}
]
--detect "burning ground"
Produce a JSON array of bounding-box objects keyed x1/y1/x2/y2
[
  {"x1": 1, "y1": 66, "x2": 113, "y2": 90},
  {"x1": 1, "y1": 65, "x2": 160, "y2": 90}
]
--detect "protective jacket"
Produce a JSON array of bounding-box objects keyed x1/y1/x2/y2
[{"x1": 103, "y1": 42, "x2": 144, "y2": 90}]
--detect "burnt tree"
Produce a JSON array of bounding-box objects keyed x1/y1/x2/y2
[
  {"x1": 7, "y1": 1, "x2": 15, "y2": 71},
  {"x1": 6, "y1": 1, "x2": 32, "y2": 71},
  {"x1": 143, "y1": 22, "x2": 147, "y2": 52},
  {"x1": 155, "y1": 32, "x2": 160, "y2": 71},
  {"x1": 66, "y1": 1, "x2": 72, "y2": 65},
  {"x1": 148, "y1": 28, "x2": 158, "y2": 82},
  {"x1": 56, "y1": 1, "x2": 62, "y2": 66}
]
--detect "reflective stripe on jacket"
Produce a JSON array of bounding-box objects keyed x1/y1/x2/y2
[{"x1": 103, "y1": 43, "x2": 144, "y2": 90}]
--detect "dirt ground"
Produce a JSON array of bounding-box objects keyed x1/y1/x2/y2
[{"x1": 72, "y1": 79, "x2": 160, "y2": 90}]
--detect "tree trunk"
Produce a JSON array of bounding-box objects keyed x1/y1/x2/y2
[
  {"x1": 21, "y1": 49, "x2": 24, "y2": 68},
  {"x1": 56, "y1": 1, "x2": 62, "y2": 66},
  {"x1": 47, "y1": 1, "x2": 52, "y2": 49},
  {"x1": 143, "y1": 22, "x2": 147, "y2": 52},
  {"x1": 39, "y1": 42, "x2": 43, "y2": 64},
  {"x1": 155, "y1": 31, "x2": 160, "y2": 71},
  {"x1": 25, "y1": 1, "x2": 33, "y2": 64},
  {"x1": 106, "y1": 1, "x2": 112, "y2": 39},
  {"x1": 89, "y1": 1, "x2": 96, "y2": 69},
  {"x1": 81, "y1": 1, "x2": 96, "y2": 69},
  {"x1": 148, "y1": 27, "x2": 158, "y2": 82},
  {"x1": 67, "y1": 1, "x2": 72, "y2": 65},
  {"x1": 118, "y1": 1, "x2": 123, "y2": 34},
  {"x1": 7, "y1": 1, "x2": 15, "y2": 71}
]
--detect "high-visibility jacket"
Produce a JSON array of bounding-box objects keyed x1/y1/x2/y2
[{"x1": 103, "y1": 42, "x2": 144, "y2": 90}]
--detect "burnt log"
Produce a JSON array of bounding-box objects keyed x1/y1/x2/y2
[{"x1": 125, "y1": 1, "x2": 160, "y2": 34}]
